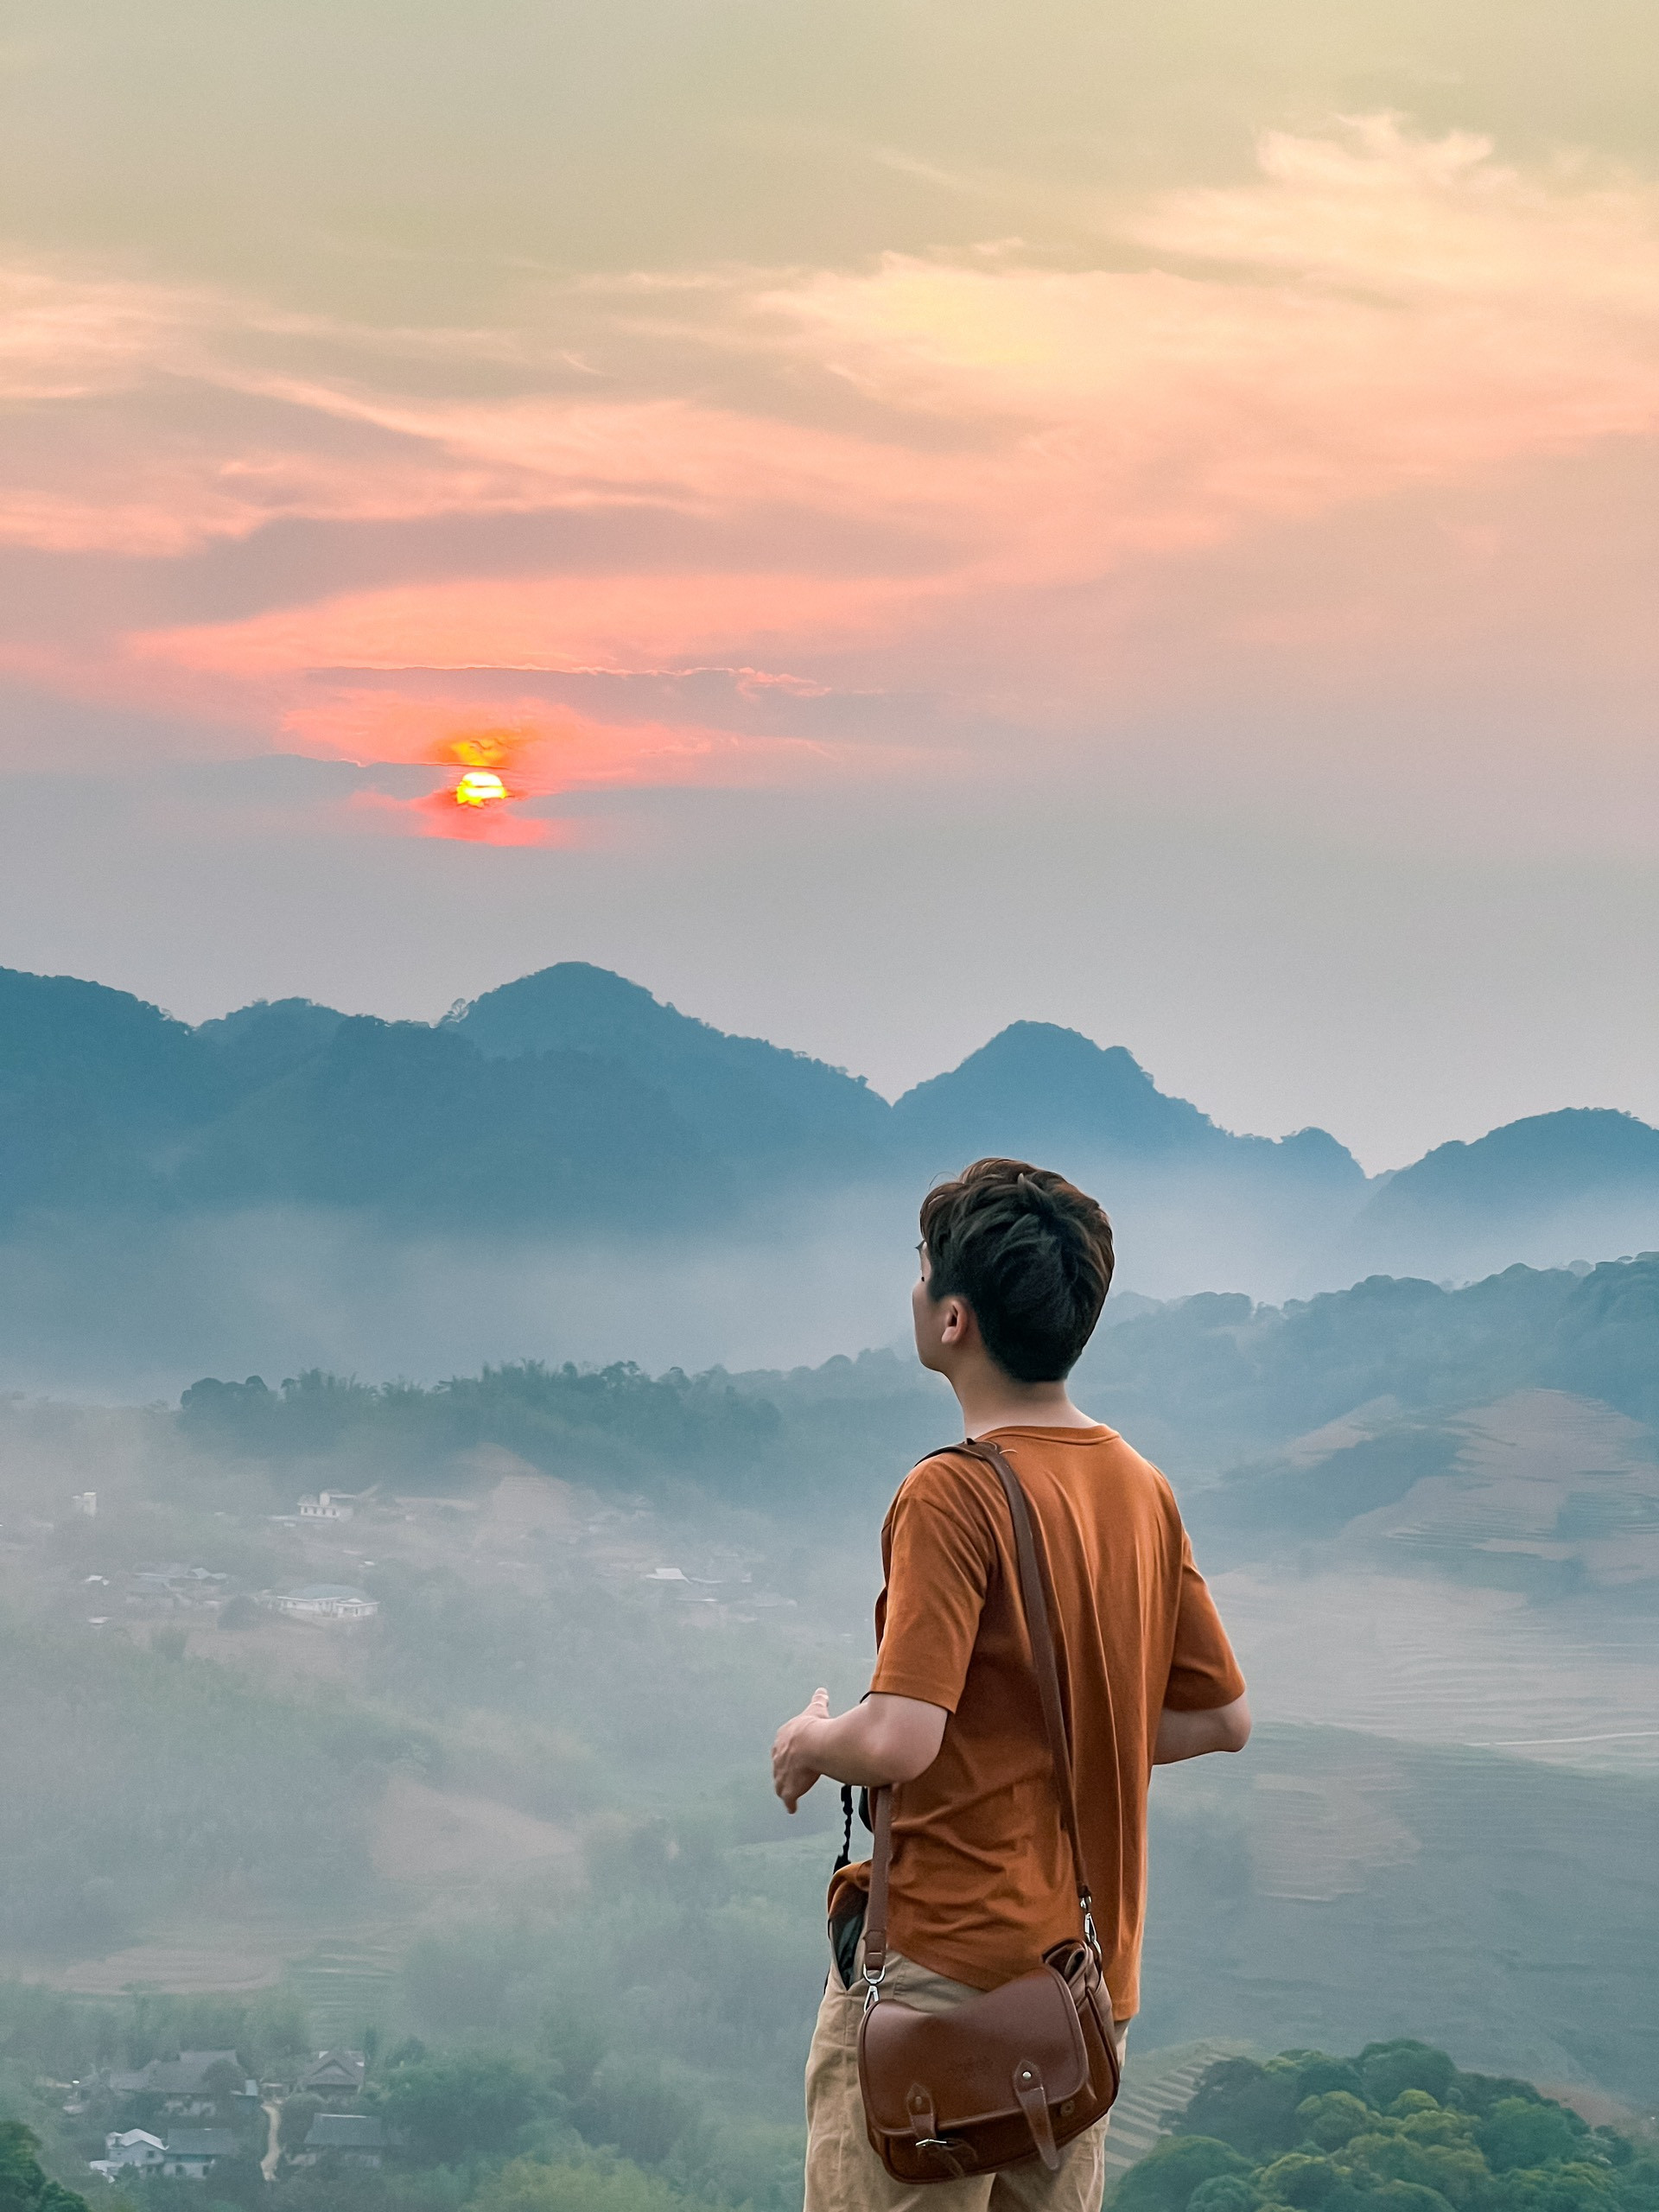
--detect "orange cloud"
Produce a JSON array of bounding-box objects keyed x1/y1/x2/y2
[
  {"x1": 8, "y1": 117, "x2": 1659, "y2": 801},
  {"x1": 129, "y1": 570, "x2": 944, "y2": 683},
  {"x1": 12, "y1": 118, "x2": 1656, "y2": 578},
  {"x1": 270, "y1": 684, "x2": 899, "y2": 848},
  {"x1": 346, "y1": 786, "x2": 569, "y2": 846}
]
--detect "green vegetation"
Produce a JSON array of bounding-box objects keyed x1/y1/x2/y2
[
  {"x1": 173, "y1": 1344, "x2": 954, "y2": 1522},
  {"x1": 0, "y1": 1913, "x2": 810, "y2": 2212},
  {"x1": 178, "y1": 1364, "x2": 789, "y2": 1500},
  {"x1": 0, "y1": 962, "x2": 1351, "y2": 1242},
  {"x1": 171, "y1": 1255, "x2": 1659, "y2": 1526},
  {"x1": 0, "y1": 2122, "x2": 92, "y2": 2212},
  {"x1": 1073, "y1": 1259, "x2": 1659, "y2": 1481},
  {"x1": 0, "y1": 1612, "x2": 412, "y2": 1950},
  {"x1": 1116, "y1": 2042, "x2": 1659, "y2": 2212}
]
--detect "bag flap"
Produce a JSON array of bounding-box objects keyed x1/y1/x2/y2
[{"x1": 858, "y1": 1967, "x2": 1089, "y2": 2133}]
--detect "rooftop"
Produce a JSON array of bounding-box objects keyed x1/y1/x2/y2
[{"x1": 305, "y1": 2115, "x2": 384, "y2": 2150}]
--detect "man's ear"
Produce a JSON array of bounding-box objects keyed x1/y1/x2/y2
[{"x1": 940, "y1": 1295, "x2": 976, "y2": 1347}]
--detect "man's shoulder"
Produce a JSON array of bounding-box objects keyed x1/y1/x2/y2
[
  {"x1": 893, "y1": 1443, "x2": 1002, "y2": 1510},
  {"x1": 1090, "y1": 1427, "x2": 1179, "y2": 1494},
  {"x1": 1089, "y1": 1429, "x2": 1185, "y2": 1525},
  {"x1": 1009, "y1": 1427, "x2": 1187, "y2": 1539},
  {"x1": 884, "y1": 1446, "x2": 1022, "y2": 1548},
  {"x1": 893, "y1": 1432, "x2": 1177, "y2": 1515}
]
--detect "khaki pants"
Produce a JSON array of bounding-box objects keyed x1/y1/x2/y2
[{"x1": 804, "y1": 1948, "x2": 1130, "y2": 2212}]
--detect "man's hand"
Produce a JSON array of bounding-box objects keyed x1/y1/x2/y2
[
  {"x1": 771, "y1": 1689, "x2": 948, "y2": 1811},
  {"x1": 772, "y1": 1687, "x2": 831, "y2": 1814}
]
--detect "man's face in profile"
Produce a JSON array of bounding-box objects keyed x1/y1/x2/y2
[{"x1": 912, "y1": 1243, "x2": 950, "y2": 1375}]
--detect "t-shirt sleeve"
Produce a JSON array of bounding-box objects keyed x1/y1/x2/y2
[
  {"x1": 868, "y1": 1463, "x2": 995, "y2": 1713},
  {"x1": 1162, "y1": 1529, "x2": 1248, "y2": 1711}
]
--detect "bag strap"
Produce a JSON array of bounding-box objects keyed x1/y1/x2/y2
[{"x1": 862, "y1": 1438, "x2": 1099, "y2": 1991}]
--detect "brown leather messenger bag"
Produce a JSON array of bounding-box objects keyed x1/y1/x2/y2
[{"x1": 856, "y1": 1439, "x2": 1122, "y2": 2184}]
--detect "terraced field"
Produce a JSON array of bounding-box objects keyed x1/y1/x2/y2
[
  {"x1": 286, "y1": 1933, "x2": 404, "y2": 2046},
  {"x1": 1215, "y1": 1569, "x2": 1659, "y2": 1773},
  {"x1": 1103, "y1": 2043, "x2": 1246, "y2": 2177}
]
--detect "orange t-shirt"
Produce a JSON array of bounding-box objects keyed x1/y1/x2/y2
[{"x1": 863, "y1": 1425, "x2": 1244, "y2": 2020}]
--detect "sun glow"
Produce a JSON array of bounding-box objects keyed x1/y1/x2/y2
[{"x1": 454, "y1": 768, "x2": 507, "y2": 806}]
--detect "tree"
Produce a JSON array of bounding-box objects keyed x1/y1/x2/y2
[
  {"x1": 1298, "y1": 2094, "x2": 1374, "y2": 2152},
  {"x1": 1114, "y1": 2137, "x2": 1254, "y2": 2212},
  {"x1": 1357, "y1": 2044, "x2": 1457, "y2": 2113},
  {"x1": 1478, "y1": 2099, "x2": 1588, "y2": 2175},
  {"x1": 1341, "y1": 2129, "x2": 1483, "y2": 2208},
  {"x1": 471, "y1": 2155, "x2": 682, "y2": 2212},
  {"x1": 1360, "y1": 2186, "x2": 1453, "y2": 2212},
  {"x1": 279, "y1": 2096, "x2": 323, "y2": 2157},
  {"x1": 1189, "y1": 2181, "x2": 1258, "y2": 2212},
  {"x1": 1255, "y1": 2152, "x2": 1343, "y2": 2208},
  {"x1": 571, "y1": 2069, "x2": 698, "y2": 2169},
  {"x1": 201, "y1": 2058, "x2": 247, "y2": 2115},
  {"x1": 0, "y1": 2122, "x2": 92, "y2": 2212},
  {"x1": 1491, "y1": 2163, "x2": 1620, "y2": 2212},
  {"x1": 1182, "y1": 2062, "x2": 1306, "y2": 2161},
  {"x1": 368, "y1": 2050, "x2": 539, "y2": 2164}
]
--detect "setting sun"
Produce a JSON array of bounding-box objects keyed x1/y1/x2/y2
[{"x1": 454, "y1": 769, "x2": 507, "y2": 806}]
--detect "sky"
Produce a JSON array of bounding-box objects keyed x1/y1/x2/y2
[{"x1": 1, "y1": 0, "x2": 1656, "y2": 1172}]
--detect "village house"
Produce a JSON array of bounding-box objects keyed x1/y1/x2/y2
[
  {"x1": 105, "y1": 2050, "x2": 257, "y2": 2115},
  {"x1": 298, "y1": 1491, "x2": 353, "y2": 1521},
  {"x1": 293, "y1": 2050, "x2": 369, "y2": 2101},
  {"x1": 157, "y1": 2129, "x2": 237, "y2": 2179},
  {"x1": 273, "y1": 1585, "x2": 378, "y2": 1621},
  {"x1": 90, "y1": 2126, "x2": 238, "y2": 2183},
  {"x1": 298, "y1": 2113, "x2": 385, "y2": 2167},
  {"x1": 125, "y1": 1567, "x2": 226, "y2": 1611},
  {"x1": 90, "y1": 2129, "x2": 165, "y2": 2179}
]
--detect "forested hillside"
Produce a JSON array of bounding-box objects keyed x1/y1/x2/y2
[
  {"x1": 6, "y1": 961, "x2": 1656, "y2": 1314},
  {"x1": 0, "y1": 963, "x2": 1357, "y2": 1235},
  {"x1": 1117, "y1": 2039, "x2": 1659, "y2": 2212},
  {"x1": 173, "y1": 1254, "x2": 1659, "y2": 1515},
  {"x1": 6, "y1": 959, "x2": 1658, "y2": 1395}
]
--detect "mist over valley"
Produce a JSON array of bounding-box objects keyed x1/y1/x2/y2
[{"x1": 3, "y1": 960, "x2": 1657, "y2": 1394}]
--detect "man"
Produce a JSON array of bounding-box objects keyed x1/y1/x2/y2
[{"x1": 772, "y1": 1158, "x2": 1250, "y2": 2212}]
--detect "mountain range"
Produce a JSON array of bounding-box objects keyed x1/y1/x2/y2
[{"x1": 2, "y1": 958, "x2": 1657, "y2": 1380}]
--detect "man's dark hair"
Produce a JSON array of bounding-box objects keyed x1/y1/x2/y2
[{"x1": 919, "y1": 1158, "x2": 1114, "y2": 1382}]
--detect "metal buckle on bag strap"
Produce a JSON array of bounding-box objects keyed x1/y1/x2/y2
[{"x1": 907, "y1": 2090, "x2": 971, "y2": 2178}]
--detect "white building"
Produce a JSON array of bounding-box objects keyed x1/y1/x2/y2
[
  {"x1": 274, "y1": 1584, "x2": 378, "y2": 1621},
  {"x1": 298, "y1": 1491, "x2": 353, "y2": 1521},
  {"x1": 91, "y1": 2130, "x2": 165, "y2": 2178}
]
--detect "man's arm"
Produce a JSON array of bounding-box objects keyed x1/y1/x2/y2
[
  {"x1": 1152, "y1": 1693, "x2": 1251, "y2": 1765},
  {"x1": 772, "y1": 1689, "x2": 949, "y2": 1814}
]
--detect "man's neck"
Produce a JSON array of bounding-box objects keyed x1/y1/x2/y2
[{"x1": 948, "y1": 1367, "x2": 1098, "y2": 1439}]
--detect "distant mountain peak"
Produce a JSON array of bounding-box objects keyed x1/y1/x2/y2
[
  {"x1": 950, "y1": 1020, "x2": 1160, "y2": 1083},
  {"x1": 893, "y1": 1018, "x2": 1221, "y2": 1159},
  {"x1": 446, "y1": 962, "x2": 736, "y2": 1060},
  {"x1": 446, "y1": 961, "x2": 886, "y2": 1158}
]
